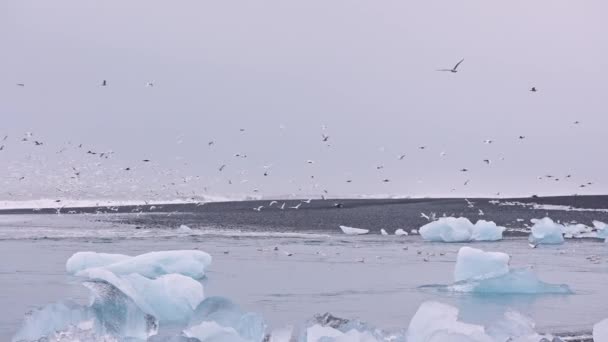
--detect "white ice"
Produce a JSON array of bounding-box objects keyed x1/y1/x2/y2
[
  {"x1": 183, "y1": 321, "x2": 248, "y2": 342},
  {"x1": 185, "y1": 296, "x2": 267, "y2": 342},
  {"x1": 67, "y1": 250, "x2": 212, "y2": 279},
  {"x1": 380, "y1": 229, "x2": 388, "y2": 236},
  {"x1": 304, "y1": 325, "x2": 378, "y2": 342},
  {"x1": 177, "y1": 224, "x2": 193, "y2": 233},
  {"x1": 439, "y1": 247, "x2": 572, "y2": 295},
  {"x1": 594, "y1": 318, "x2": 608, "y2": 342},
  {"x1": 395, "y1": 228, "x2": 409, "y2": 236},
  {"x1": 454, "y1": 247, "x2": 510, "y2": 282},
  {"x1": 420, "y1": 217, "x2": 505, "y2": 242},
  {"x1": 406, "y1": 301, "x2": 493, "y2": 342},
  {"x1": 407, "y1": 301, "x2": 550, "y2": 342},
  {"x1": 339, "y1": 225, "x2": 369, "y2": 235},
  {"x1": 528, "y1": 217, "x2": 564, "y2": 245},
  {"x1": 594, "y1": 220, "x2": 608, "y2": 241}
]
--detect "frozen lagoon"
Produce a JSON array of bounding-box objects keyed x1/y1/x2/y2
[{"x1": 0, "y1": 213, "x2": 607, "y2": 340}]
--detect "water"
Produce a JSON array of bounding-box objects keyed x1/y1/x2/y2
[{"x1": 1, "y1": 213, "x2": 607, "y2": 340}]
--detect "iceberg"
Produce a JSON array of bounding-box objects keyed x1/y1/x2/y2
[
  {"x1": 177, "y1": 224, "x2": 193, "y2": 233},
  {"x1": 395, "y1": 228, "x2": 409, "y2": 236},
  {"x1": 419, "y1": 217, "x2": 505, "y2": 242},
  {"x1": 67, "y1": 250, "x2": 212, "y2": 279},
  {"x1": 304, "y1": 325, "x2": 378, "y2": 342},
  {"x1": 594, "y1": 221, "x2": 608, "y2": 241},
  {"x1": 528, "y1": 218, "x2": 564, "y2": 245},
  {"x1": 454, "y1": 247, "x2": 510, "y2": 282},
  {"x1": 183, "y1": 321, "x2": 248, "y2": 342},
  {"x1": 339, "y1": 225, "x2": 369, "y2": 235},
  {"x1": 423, "y1": 247, "x2": 572, "y2": 295},
  {"x1": 594, "y1": 318, "x2": 608, "y2": 342},
  {"x1": 12, "y1": 287, "x2": 158, "y2": 342},
  {"x1": 406, "y1": 301, "x2": 493, "y2": 342},
  {"x1": 407, "y1": 301, "x2": 551, "y2": 342},
  {"x1": 83, "y1": 269, "x2": 205, "y2": 322},
  {"x1": 184, "y1": 296, "x2": 266, "y2": 342}
]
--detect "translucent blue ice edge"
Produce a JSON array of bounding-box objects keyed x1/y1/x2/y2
[{"x1": 419, "y1": 268, "x2": 573, "y2": 295}]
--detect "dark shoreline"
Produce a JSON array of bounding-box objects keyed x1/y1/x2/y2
[{"x1": 1, "y1": 195, "x2": 608, "y2": 237}]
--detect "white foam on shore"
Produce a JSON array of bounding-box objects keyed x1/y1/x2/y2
[
  {"x1": 492, "y1": 201, "x2": 608, "y2": 213},
  {"x1": 0, "y1": 197, "x2": 232, "y2": 210}
]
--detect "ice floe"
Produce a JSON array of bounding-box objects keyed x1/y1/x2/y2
[
  {"x1": 66, "y1": 250, "x2": 212, "y2": 279},
  {"x1": 419, "y1": 217, "x2": 505, "y2": 242},
  {"x1": 528, "y1": 218, "x2": 564, "y2": 245},
  {"x1": 423, "y1": 247, "x2": 572, "y2": 295},
  {"x1": 339, "y1": 225, "x2": 370, "y2": 235}
]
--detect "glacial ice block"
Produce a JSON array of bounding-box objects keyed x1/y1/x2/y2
[
  {"x1": 406, "y1": 301, "x2": 493, "y2": 342},
  {"x1": 67, "y1": 250, "x2": 212, "y2": 279},
  {"x1": 454, "y1": 247, "x2": 510, "y2": 282},
  {"x1": 528, "y1": 218, "x2": 564, "y2": 245},
  {"x1": 339, "y1": 225, "x2": 370, "y2": 235},
  {"x1": 420, "y1": 217, "x2": 505, "y2": 242}
]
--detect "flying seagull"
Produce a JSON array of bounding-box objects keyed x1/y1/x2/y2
[{"x1": 437, "y1": 59, "x2": 464, "y2": 73}]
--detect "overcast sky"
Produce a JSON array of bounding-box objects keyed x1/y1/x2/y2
[{"x1": 1, "y1": 0, "x2": 607, "y2": 201}]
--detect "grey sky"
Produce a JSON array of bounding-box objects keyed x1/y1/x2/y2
[{"x1": 1, "y1": 1, "x2": 607, "y2": 200}]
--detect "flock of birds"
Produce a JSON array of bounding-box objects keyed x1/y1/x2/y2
[{"x1": 2, "y1": 59, "x2": 597, "y2": 205}]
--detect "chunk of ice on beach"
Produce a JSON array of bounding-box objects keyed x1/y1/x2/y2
[
  {"x1": 339, "y1": 225, "x2": 369, "y2": 235},
  {"x1": 528, "y1": 218, "x2": 564, "y2": 245},
  {"x1": 183, "y1": 321, "x2": 247, "y2": 342},
  {"x1": 67, "y1": 250, "x2": 212, "y2": 279},
  {"x1": 426, "y1": 247, "x2": 572, "y2": 295},
  {"x1": 407, "y1": 301, "x2": 493, "y2": 342},
  {"x1": 454, "y1": 247, "x2": 510, "y2": 282},
  {"x1": 395, "y1": 228, "x2": 408, "y2": 236},
  {"x1": 594, "y1": 221, "x2": 608, "y2": 241},
  {"x1": 380, "y1": 229, "x2": 388, "y2": 235},
  {"x1": 186, "y1": 296, "x2": 266, "y2": 342},
  {"x1": 177, "y1": 224, "x2": 193, "y2": 233},
  {"x1": 420, "y1": 217, "x2": 505, "y2": 242},
  {"x1": 305, "y1": 325, "x2": 378, "y2": 342},
  {"x1": 594, "y1": 318, "x2": 608, "y2": 342},
  {"x1": 83, "y1": 269, "x2": 205, "y2": 322}
]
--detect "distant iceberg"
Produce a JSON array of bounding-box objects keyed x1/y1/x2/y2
[
  {"x1": 419, "y1": 217, "x2": 505, "y2": 242},
  {"x1": 594, "y1": 221, "x2": 608, "y2": 242},
  {"x1": 395, "y1": 228, "x2": 409, "y2": 236},
  {"x1": 339, "y1": 225, "x2": 369, "y2": 235},
  {"x1": 423, "y1": 247, "x2": 572, "y2": 295},
  {"x1": 528, "y1": 217, "x2": 564, "y2": 245}
]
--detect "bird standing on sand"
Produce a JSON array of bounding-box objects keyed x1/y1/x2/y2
[
  {"x1": 437, "y1": 59, "x2": 464, "y2": 73},
  {"x1": 101, "y1": 80, "x2": 107, "y2": 87}
]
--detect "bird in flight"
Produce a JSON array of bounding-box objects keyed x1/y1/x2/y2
[
  {"x1": 437, "y1": 59, "x2": 464, "y2": 73},
  {"x1": 322, "y1": 134, "x2": 329, "y2": 142},
  {"x1": 530, "y1": 87, "x2": 537, "y2": 92}
]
